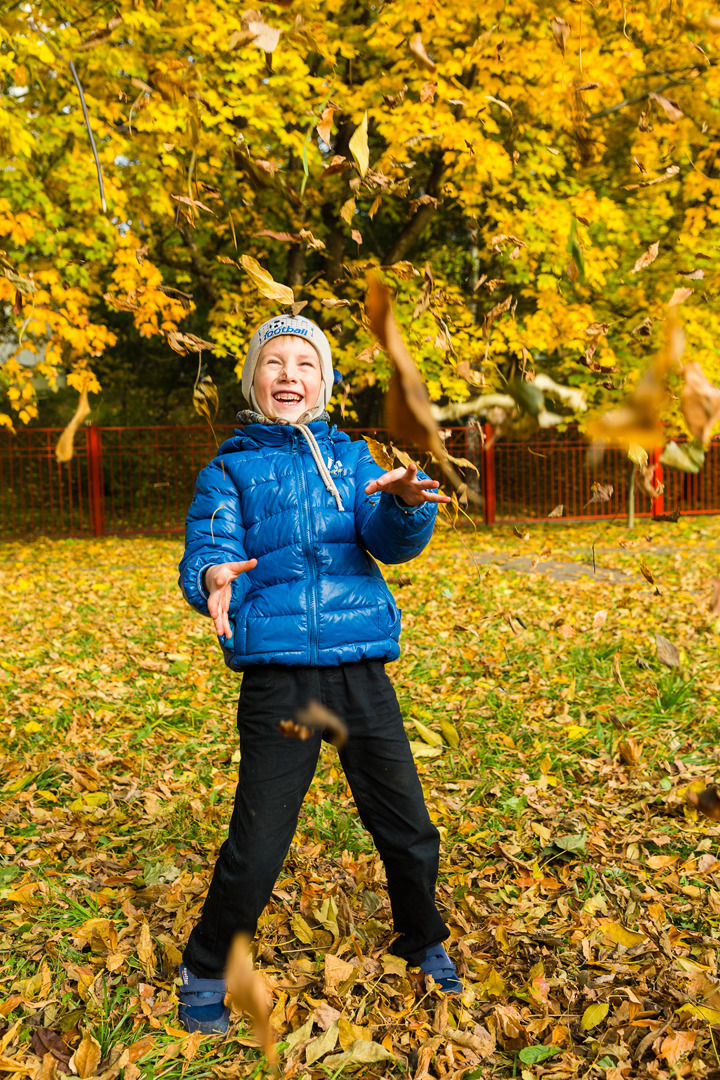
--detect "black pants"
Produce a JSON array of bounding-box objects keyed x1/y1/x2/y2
[{"x1": 183, "y1": 660, "x2": 448, "y2": 977}]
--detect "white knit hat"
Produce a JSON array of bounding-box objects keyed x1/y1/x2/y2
[{"x1": 242, "y1": 315, "x2": 333, "y2": 421}]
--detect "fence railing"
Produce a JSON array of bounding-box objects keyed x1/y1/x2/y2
[{"x1": 1, "y1": 424, "x2": 718, "y2": 539}]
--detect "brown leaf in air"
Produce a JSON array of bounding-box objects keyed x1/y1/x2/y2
[
  {"x1": 295, "y1": 700, "x2": 348, "y2": 748},
  {"x1": 409, "y1": 33, "x2": 437, "y2": 73},
  {"x1": 226, "y1": 934, "x2": 277, "y2": 1064},
  {"x1": 710, "y1": 579, "x2": 720, "y2": 617},
  {"x1": 667, "y1": 286, "x2": 693, "y2": 307},
  {"x1": 649, "y1": 91, "x2": 684, "y2": 122},
  {"x1": 686, "y1": 784, "x2": 720, "y2": 821},
  {"x1": 193, "y1": 375, "x2": 219, "y2": 424},
  {"x1": 631, "y1": 241, "x2": 659, "y2": 273},
  {"x1": 420, "y1": 81, "x2": 437, "y2": 103},
  {"x1": 583, "y1": 482, "x2": 613, "y2": 508},
  {"x1": 619, "y1": 737, "x2": 642, "y2": 765},
  {"x1": 681, "y1": 362, "x2": 720, "y2": 444},
  {"x1": 55, "y1": 382, "x2": 92, "y2": 464},
  {"x1": 366, "y1": 274, "x2": 444, "y2": 461},
  {"x1": 550, "y1": 16, "x2": 571, "y2": 54},
  {"x1": 548, "y1": 504, "x2": 564, "y2": 518},
  {"x1": 229, "y1": 10, "x2": 281, "y2": 53},
  {"x1": 655, "y1": 633, "x2": 681, "y2": 668}
]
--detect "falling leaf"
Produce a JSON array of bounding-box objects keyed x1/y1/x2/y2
[
  {"x1": 193, "y1": 375, "x2": 219, "y2": 424},
  {"x1": 226, "y1": 934, "x2": 276, "y2": 1064},
  {"x1": 348, "y1": 112, "x2": 369, "y2": 177},
  {"x1": 362, "y1": 436, "x2": 394, "y2": 471},
  {"x1": 409, "y1": 33, "x2": 437, "y2": 73},
  {"x1": 69, "y1": 1031, "x2": 102, "y2": 1079},
  {"x1": 420, "y1": 81, "x2": 436, "y2": 103},
  {"x1": 340, "y1": 197, "x2": 356, "y2": 225},
  {"x1": 680, "y1": 268, "x2": 704, "y2": 279},
  {"x1": 295, "y1": 700, "x2": 348, "y2": 748},
  {"x1": 229, "y1": 10, "x2": 281, "y2": 52},
  {"x1": 681, "y1": 362, "x2": 720, "y2": 444},
  {"x1": 166, "y1": 331, "x2": 216, "y2": 355},
  {"x1": 239, "y1": 254, "x2": 294, "y2": 303},
  {"x1": 611, "y1": 653, "x2": 627, "y2": 694},
  {"x1": 649, "y1": 91, "x2": 684, "y2": 122},
  {"x1": 631, "y1": 241, "x2": 659, "y2": 273},
  {"x1": 655, "y1": 633, "x2": 681, "y2": 668},
  {"x1": 592, "y1": 610, "x2": 609, "y2": 630},
  {"x1": 316, "y1": 103, "x2": 338, "y2": 145},
  {"x1": 365, "y1": 273, "x2": 447, "y2": 463},
  {"x1": 710, "y1": 579, "x2": 720, "y2": 617},
  {"x1": 547, "y1": 504, "x2": 564, "y2": 519},
  {"x1": 550, "y1": 16, "x2": 571, "y2": 54},
  {"x1": 659, "y1": 440, "x2": 704, "y2": 473},
  {"x1": 55, "y1": 382, "x2": 92, "y2": 464},
  {"x1": 321, "y1": 297, "x2": 351, "y2": 308},
  {"x1": 584, "y1": 482, "x2": 614, "y2": 508},
  {"x1": 667, "y1": 286, "x2": 693, "y2": 307},
  {"x1": 636, "y1": 463, "x2": 664, "y2": 499},
  {"x1": 351, "y1": 228, "x2": 363, "y2": 245},
  {"x1": 618, "y1": 737, "x2": 643, "y2": 766},
  {"x1": 581, "y1": 1002, "x2": 609, "y2": 1030},
  {"x1": 686, "y1": 784, "x2": 720, "y2": 821},
  {"x1": 640, "y1": 562, "x2": 659, "y2": 593}
]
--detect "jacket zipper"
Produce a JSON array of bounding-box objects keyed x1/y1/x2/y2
[{"x1": 292, "y1": 433, "x2": 319, "y2": 665}]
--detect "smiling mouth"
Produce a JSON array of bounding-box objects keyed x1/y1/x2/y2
[{"x1": 273, "y1": 393, "x2": 303, "y2": 404}]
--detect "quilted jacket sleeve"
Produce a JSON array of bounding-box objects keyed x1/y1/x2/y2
[
  {"x1": 178, "y1": 457, "x2": 250, "y2": 617},
  {"x1": 353, "y1": 443, "x2": 437, "y2": 565}
]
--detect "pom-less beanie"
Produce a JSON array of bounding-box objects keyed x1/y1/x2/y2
[{"x1": 242, "y1": 315, "x2": 333, "y2": 421}]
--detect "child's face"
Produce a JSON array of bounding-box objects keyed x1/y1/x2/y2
[{"x1": 254, "y1": 336, "x2": 323, "y2": 422}]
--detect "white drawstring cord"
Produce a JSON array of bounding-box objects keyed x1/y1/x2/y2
[{"x1": 292, "y1": 423, "x2": 345, "y2": 511}]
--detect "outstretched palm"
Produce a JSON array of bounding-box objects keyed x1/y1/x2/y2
[
  {"x1": 364, "y1": 463, "x2": 451, "y2": 507},
  {"x1": 205, "y1": 560, "x2": 257, "y2": 638}
]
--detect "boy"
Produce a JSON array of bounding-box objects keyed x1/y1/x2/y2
[{"x1": 177, "y1": 314, "x2": 461, "y2": 1034}]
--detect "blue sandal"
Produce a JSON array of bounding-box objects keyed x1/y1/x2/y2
[
  {"x1": 177, "y1": 963, "x2": 230, "y2": 1035},
  {"x1": 419, "y1": 944, "x2": 463, "y2": 993}
]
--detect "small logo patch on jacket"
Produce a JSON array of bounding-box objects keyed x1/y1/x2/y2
[{"x1": 326, "y1": 457, "x2": 345, "y2": 477}]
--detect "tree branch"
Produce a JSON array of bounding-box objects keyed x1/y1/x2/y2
[{"x1": 381, "y1": 153, "x2": 445, "y2": 264}]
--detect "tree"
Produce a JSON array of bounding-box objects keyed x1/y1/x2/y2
[{"x1": 2, "y1": 0, "x2": 720, "y2": 454}]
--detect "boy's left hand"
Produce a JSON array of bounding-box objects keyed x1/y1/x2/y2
[{"x1": 364, "y1": 463, "x2": 451, "y2": 507}]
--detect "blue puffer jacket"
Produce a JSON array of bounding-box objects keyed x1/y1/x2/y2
[{"x1": 178, "y1": 420, "x2": 438, "y2": 669}]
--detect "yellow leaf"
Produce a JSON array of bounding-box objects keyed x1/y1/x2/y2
[
  {"x1": 290, "y1": 913, "x2": 314, "y2": 945},
  {"x1": 581, "y1": 1002, "x2": 609, "y2": 1030},
  {"x1": 439, "y1": 718, "x2": 460, "y2": 748},
  {"x1": 338, "y1": 1016, "x2": 366, "y2": 1051},
  {"x1": 566, "y1": 724, "x2": 590, "y2": 740},
  {"x1": 348, "y1": 112, "x2": 369, "y2": 177},
  {"x1": 412, "y1": 718, "x2": 443, "y2": 746},
  {"x1": 677, "y1": 1003, "x2": 720, "y2": 1025},
  {"x1": 137, "y1": 920, "x2": 156, "y2": 978},
  {"x1": 600, "y1": 921, "x2": 647, "y2": 948},
  {"x1": 70, "y1": 1031, "x2": 102, "y2": 1079},
  {"x1": 239, "y1": 255, "x2": 294, "y2": 303},
  {"x1": 24, "y1": 720, "x2": 43, "y2": 734}
]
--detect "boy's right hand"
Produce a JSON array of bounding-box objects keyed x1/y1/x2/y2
[{"x1": 205, "y1": 560, "x2": 257, "y2": 639}]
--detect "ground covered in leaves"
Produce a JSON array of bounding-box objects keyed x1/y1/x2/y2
[{"x1": 1, "y1": 518, "x2": 720, "y2": 1080}]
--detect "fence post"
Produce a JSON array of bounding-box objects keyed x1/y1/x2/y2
[
  {"x1": 651, "y1": 446, "x2": 664, "y2": 517},
  {"x1": 87, "y1": 424, "x2": 106, "y2": 537},
  {"x1": 482, "y1": 423, "x2": 496, "y2": 525}
]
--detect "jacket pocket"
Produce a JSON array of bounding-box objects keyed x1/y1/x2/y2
[{"x1": 376, "y1": 594, "x2": 401, "y2": 639}]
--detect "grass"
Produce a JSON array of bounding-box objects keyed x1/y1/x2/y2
[{"x1": 1, "y1": 519, "x2": 719, "y2": 1077}]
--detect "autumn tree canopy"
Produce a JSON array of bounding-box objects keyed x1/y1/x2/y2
[{"x1": 2, "y1": 0, "x2": 720, "y2": 444}]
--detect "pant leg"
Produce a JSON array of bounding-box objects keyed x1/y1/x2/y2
[
  {"x1": 183, "y1": 666, "x2": 322, "y2": 978},
  {"x1": 325, "y1": 661, "x2": 449, "y2": 965}
]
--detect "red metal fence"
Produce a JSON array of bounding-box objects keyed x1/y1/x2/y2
[{"x1": 1, "y1": 424, "x2": 719, "y2": 539}]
